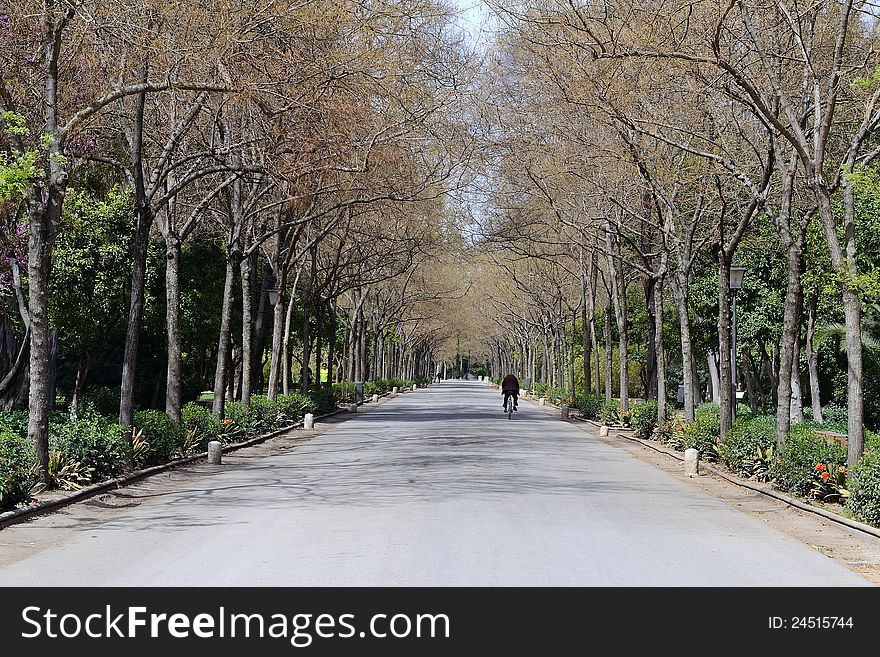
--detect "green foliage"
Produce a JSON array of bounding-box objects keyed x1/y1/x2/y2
[
  {"x1": 543, "y1": 387, "x2": 573, "y2": 406},
  {"x1": 132, "y1": 410, "x2": 183, "y2": 466},
  {"x1": 181, "y1": 403, "x2": 221, "y2": 444},
  {"x1": 576, "y1": 393, "x2": 603, "y2": 420},
  {"x1": 598, "y1": 400, "x2": 630, "y2": 427},
  {"x1": 50, "y1": 188, "x2": 135, "y2": 350},
  {"x1": 0, "y1": 150, "x2": 39, "y2": 200},
  {"x1": 0, "y1": 410, "x2": 29, "y2": 438},
  {"x1": 247, "y1": 396, "x2": 285, "y2": 434},
  {"x1": 307, "y1": 387, "x2": 337, "y2": 415},
  {"x1": 51, "y1": 410, "x2": 130, "y2": 480},
  {"x1": 629, "y1": 400, "x2": 658, "y2": 439},
  {"x1": 276, "y1": 393, "x2": 317, "y2": 421},
  {"x1": 653, "y1": 417, "x2": 687, "y2": 450},
  {"x1": 682, "y1": 403, "x2": 720, "y2": 459},
  {"x1": 808, "y1": 462, "x2": 849, "y2": 504},
  {"x1": 47, "y1": 451, "x2": 94, "y2": 491},
  {"x1": 846, "y1": 450, "x2": 880, "y2": 526},
  {"x1": 0, "y1": 428, "x2": 36, "y2": 509},
  {"x1": 532, "y1": 382, "x2": 550, "y2": 397},
  {"x1": 719, "y1": 416, "x2": 776, "y2": 481},
  {"x1": 771, "y1": 424, "x2": 847, "y2": 498}
]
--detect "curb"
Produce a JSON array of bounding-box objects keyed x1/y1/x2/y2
[
  {"x1": 0, "y1": 408, "x2": 344, "y2": 531},
  {"x1": 568, "y1": 417, "x2": 880, "y2": 541}
]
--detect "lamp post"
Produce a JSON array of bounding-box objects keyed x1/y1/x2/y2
[
  {"x1": 729, "y1": 264, "x2": 745, "y2": 421},
  {"x1": 267, "y1": 287, "x2": 280, "y2": 306}
]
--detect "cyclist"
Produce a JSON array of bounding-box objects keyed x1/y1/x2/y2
[{"x1": 501, "y1": 373, "x2": 520, "y2": 412}]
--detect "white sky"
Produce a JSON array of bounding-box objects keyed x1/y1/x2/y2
[{"x1": 449, "y1": 0, "x2": 493, "y2": 47}]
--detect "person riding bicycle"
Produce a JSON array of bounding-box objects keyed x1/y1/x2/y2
[{"x1": 501, "y1": 373, "x2": 520, "y2": 411}]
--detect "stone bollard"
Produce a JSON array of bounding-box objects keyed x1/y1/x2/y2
[
  {"x1": 372, "y1": 394, "x2": 379, "y2": 403},
  {"x1": 392, "y1": 386, "x2": 398, "y2": 394},
  {"x1": 561, "y1": 404, "x2": 570, "y2": 419},
  {"x1": 412, "y1": 384, "x2": 417, "y2": 391},
  {"x1": 599, "y1": 425, "x2": 609, "y2": 437},
  {"x1": 207, "y1": 440, "x2": 222, "y2": 465},
  {"x1": 539, "y1": 397, "x2": 546, "y2": 406},
  {"x1": 684, "y1": 448, "x2": 700, "y2": 477},
  {"x1": 304, "y1": 413, "x2": 315, "y2": 429},
  {"x1": 346, "y1": 403, "x2": 357, "y2": 413}
]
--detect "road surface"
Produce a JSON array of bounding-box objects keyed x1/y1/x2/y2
[{"x1": 0, "y1": 381, "x2": 872, "y2": 585}]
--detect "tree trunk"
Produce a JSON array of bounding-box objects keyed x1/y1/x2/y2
[
  {"x1": 282, "y1": 291, "x2": 295, "y2": 396},
  {"x1": 717, "y1": 260, "x2": 733, "y2": 439},
  {"x1": 842, "y1": 290, "x2": 864, "y2": 466},
  {"x1": 119, "y1": 85, "x2": 150, "y2": 430},
  {"x1": 27, "y1": 199, "x2": 61, "y2": 483},
  {"x1": 604, "y1": 303, "x2": 613, "y2": 401},
  {"x1": 775, "y1": 239, "x2": 803, "y2": 445},
  {"x1": 743, "y1": 349, "x2": 758, "y2": 414},
  {"x1": 240, "y1": 256, "x2": 253, "y2": 409},
  {"x1": 806, "y1": 296, "x2": 823, "y2": 423},
  {"x1": 164, "y1": 234, "x2": 183, "y2": 423},
  {"x1": 268, "y1": 279, "x2": 287, "y2": 401},
  {"x1": 70, "y1": 346, "x2": 92, "y2": 416},
  {"x1": 655, "y1": 276, "x2": 666, "y2": 424},
  {"x1": 606, "y1": 233, "x2": 628, "y2": 410},
  {"x1": 644, "y1": 276, "x2": 658, "y2": 399},
  {"x1": 250, "y1": 260, "x2": 272, "y2": 393},
  {"x1": 707, "y1": 352, "x2": 720, "y2": 404},
  {"x1": 212, "y1": 251, "x2": 237, "y2": 418},
  {"x1": 816, "y1": 188, "x2": 863, "y2": 464},
  {"x1": 789, "y1": 335, "x2": 804, "y2": 424}
]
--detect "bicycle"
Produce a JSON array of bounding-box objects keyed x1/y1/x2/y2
[{"x1": 504, "y1": 393, "x2": 517, "y2": 420}]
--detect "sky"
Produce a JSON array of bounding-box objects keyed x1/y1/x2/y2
[{"x1": 449, "y1": 0, "x2": 493, "y2": 47}]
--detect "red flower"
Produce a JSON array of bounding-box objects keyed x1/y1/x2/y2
[
  {"x1": 815, "y1": 463, "x2": 827, "y2": 472},
  {"x1": 676, "y1": 424, "x2": 684, "y2": 432},
  {"x1": 820, "y1": 471, "x2": 830, "y2": 481},
  {"x1": 223, "y1": 419, "x2": 234, "y2": 425}
]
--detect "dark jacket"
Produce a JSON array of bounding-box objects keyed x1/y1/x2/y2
[{"x1": 501, "y1": 374, "x2": 520, "y2": 393}]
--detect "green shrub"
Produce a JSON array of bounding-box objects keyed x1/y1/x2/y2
[
  {"x1": 276, "y1": 393, "x2": 316, "y2": 422},
  {"x1": 181, "y1": 403, "x2": 221, "y2": 442},
  {"x1": 735, "y1": 403, "x2": 754, "y2": 422},
  {"x1": 597, "y1": 400, "x2": 624, "y2": 426},
  {"x1": 308, "y1": 387, "x2": 337, "y2": 415},
  {"x1": 48, "y1": 450, "x2": 94, "y2": 490},
  {"x1": 224, "y1": 402, "x2": 257, "y2": 438},
  {"x1": 132, "y1": 410, "x2": 184, "y2": 466},
  {"x1": 332, "y1": 382, "x2": 355, "y2": 403},
  {"x1": 0, "y1": 410, "x2": 29, "y2": 438},
  {"x1": 0, "y1": 429, "x2": 36, "y2": 509},
  {"x1": 867, "y1": 431, "x2": 880, "y2": 453},
  {"x1": 247, "y1": 395, "x2": 284, "y2": 433},
  {"x1": 682, "y1": 403, "x2": 720, "y2": 459},
  {"x1": 847, "y1": 450, "x2": 880, "y2": 526},
  {"x1": 51, "y1": 410, "x2": 130, "y2": 480},
  {"x1": 630, "y1": 401, "x2": 659, "y2": 439},
  {"x1": 532, "y1": 382, "x2": 550, "y2": 397},
  {"x1": 771, "y1": 424, "x2": 847, "y2": 498},
  {"x1": 544, "y1": 387, "x2": 572, "y2": 406},
  {"x1": 654, "y1": 417, "x2": 687, "y2": 450},
  {"x1": 804, "y1": 404, "x2": 849, "y2": 433},
  {"x1": 179, "y1": 402, "x2": 223, "y2": 453},
  {"x1": 363, "y1": 381, "x2": 383, "y2": 397},
  {"x1": 576, "y1": 393, "x2": 603, "y2": 420},
  {"x1": 719, "y1": 416, "x2": 775, "y2": 481}
]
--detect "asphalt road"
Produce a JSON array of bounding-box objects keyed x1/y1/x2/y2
[{"x1": 0, "y1": 381, "x2": 871, "y2": 586}]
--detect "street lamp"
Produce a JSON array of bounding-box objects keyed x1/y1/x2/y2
[
  {"x1": 729, "y1": 264, "x2": 745, "y2": 420},
  {"x1": 267, "y1": 287, "x2": 280, "y2": 306}
]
